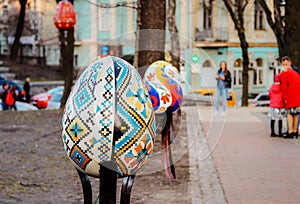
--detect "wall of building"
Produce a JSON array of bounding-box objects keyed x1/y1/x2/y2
[
  {"x1": 184, "y1": 0, "x2": 280, "y2": 100},
  {"x1": 0, "y1": 0, "x2": 281, "y2": 97}
]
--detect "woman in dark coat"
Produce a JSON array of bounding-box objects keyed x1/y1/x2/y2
[
  {"x1": 23, "y1": 77, "x2": 31, "y2": 103},
  {"x1": 215, "y1": 61, "x2": 232, "y2": 115}
]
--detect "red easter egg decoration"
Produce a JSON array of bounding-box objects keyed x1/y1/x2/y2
[{"x1": 53, "y1": 0, "x2": 76, "y2": 30}]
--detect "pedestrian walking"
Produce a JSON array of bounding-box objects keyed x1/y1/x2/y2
[
  {"x1": 280, "y1": 56, "x2": 300, "y2": 139},
  {"x1": 268, "y1": 74, "x2": 285, "y2": 137},
  {"x1": 7, "y1": 85, "x2": 18, "y2": 110},
  {"x1": 214, "y1": 61, "x2": 232, "y2": 115},
  {"x1": 23, "y1": 76, "x2": 31, "y2": 103},
  {"x1": 1, "y1": 81, "x2": 9, "y2": 110}
]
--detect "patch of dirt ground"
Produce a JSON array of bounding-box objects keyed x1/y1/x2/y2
[{"x1": 0, "y1": 110, "x2": 189, "y2": 204}]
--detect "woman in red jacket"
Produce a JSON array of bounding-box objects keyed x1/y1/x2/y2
[
  {"x1": 268, "y1": 74, "x2": 285, "y2": 137},
  {"x1": 280, "y1": 57, "x2": 300, "y2": 138}
]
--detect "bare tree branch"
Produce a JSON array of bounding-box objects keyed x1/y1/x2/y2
[
  {"x1": 258, "y1": 0, "x2": 285, "y2": 57},
  {"x1": 241, "y1": 0, "x2": 248, "y2": 12},
  {"x1": 82, "y1": 0, "x2": 137, "y2": 9},
  {"x1": 223, "y1": 0, "x2": 250, "y2": 106},
  {"x1": 223, "y1": 0, "x2": 239, "y2": 29},
  {"x1": 258, "y1": 0, "x2": 274, "y2": 26}
]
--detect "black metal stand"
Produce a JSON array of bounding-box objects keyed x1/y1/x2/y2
[
  {"x1": 99, "y1": 162, "x2": 118, "y2": 204},
  {"x1": 161, "y1": 107, "x2": 176, "y2": 183},
  {"x1": 120, "y1": 175, "x2": 135, "y2": 204},
  {"x1": 77, "y1": 168, "x2": 92, "y2": 204}
]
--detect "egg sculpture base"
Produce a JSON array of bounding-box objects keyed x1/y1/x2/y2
[{"x1": 61, "y1": 56, "x2": 156, "y2": 204}]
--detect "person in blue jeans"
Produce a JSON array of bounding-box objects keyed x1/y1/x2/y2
[{"x1": 215, "y1": 61, "x2": 232, "y2": 115}]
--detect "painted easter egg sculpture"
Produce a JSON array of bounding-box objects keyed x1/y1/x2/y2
[
  {"x1": 144, "y1": 60, "x2": 183, "y2": 113},
  {"x1": 144, "y1": 60, "x2": 183, "y2": 183},
  {"x1": 61, "y1": 56, "x2": 156, "y2": 178}
]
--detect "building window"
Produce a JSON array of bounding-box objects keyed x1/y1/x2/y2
[
  {"x1": 254, "y1": 0, "x2": 265, "y2": 30},
  {"x1": 233, "y1": 59, "x2": 243, "y2": 86},
  {"x1": 271, "y1": 59, "x2": 282, "y2": 77},
  {"x1": 203, "y1": 60, "x2": 213, "y2": 67},
  {"x1": 203, "y1": 0, "x2": 213, "y2": 30},
  {"x1": 253, "y1": 58, "x2": 264, "y2": 85},
  {"x1": 101, "y1": 8, "x2": 111, "y2": 31}
]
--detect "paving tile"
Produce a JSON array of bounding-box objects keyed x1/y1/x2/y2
[{"x1": 195, "y1": 106, "x2": 300, "y2": 203}]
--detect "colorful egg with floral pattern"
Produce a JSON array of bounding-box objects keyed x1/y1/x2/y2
[
  {"x1": 61, "y1": 56, "x2": 156, "y2": 177},
  {"x1": 144, "y1": 81, "x2": 161, "y2": 112},
  {"x1": 144, "y1": 60, "x2": 183, "y2": 113}
]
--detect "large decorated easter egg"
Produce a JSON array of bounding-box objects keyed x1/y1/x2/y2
[
  {"x1": 144, "y1": 60, "x2": 183, "y2": 113},
  {"x1": 61, "y1": 56, "x2": 156, "y2": 177}
]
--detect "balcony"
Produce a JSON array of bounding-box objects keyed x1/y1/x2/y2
[{"x1": 195, "y1": 27, "x2": 229, "y2": 42}]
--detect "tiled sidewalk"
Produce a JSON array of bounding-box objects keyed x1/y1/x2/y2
[
  {"x1": 185, "y1": 107, "x2": 227, "y2": 204},
  {"x1": 198, "y1": 106, "x2": 300, "y2": 204}
]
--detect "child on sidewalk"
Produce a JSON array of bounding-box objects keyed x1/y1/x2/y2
[{"x1": 268, "y1": 74, "x2": 286, "y2": 137}]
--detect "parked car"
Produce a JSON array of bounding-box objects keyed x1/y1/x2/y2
[
  {"x1": 0, "y1": 80, "x2": 26, "y2": 101},
  {"x1": 0, "y1": 100, "x2": 38, "y2": 111},
  {"x1": 30, "y1": 93, "x2": 51, "y2": 109},
  {"x1": 248, "y1": 91, "x2": 270, "y2": 107},
  {"x1": 47, "y1": 86, "x2": 64, "y2": 94},
  {"x1": 46, "y1": 91, "x2": 63, "y2": 110},
  {"x1": 31, "y1": 86, "x2": 63, "y2": 109},
  {"x1": 192, "y1": 88, "x2": 237, "y2": 107}
]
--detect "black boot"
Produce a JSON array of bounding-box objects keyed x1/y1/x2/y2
[
  {"x1": 294, "y1": 131, "x2": 298, "y2": 139},
  {"x1": 278, "y1": 120, "x2": 283, "y2": 137},
  {"x1": 270, "y1": 120, "x2": 278, "y2": 137},
  {"x1": 283, "y1": 132, "x2": 294, "y2": 139}
]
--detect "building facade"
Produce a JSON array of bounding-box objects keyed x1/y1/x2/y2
[
  {"x1": 72, "y1": 0, "x2": 137, "y2": 68},
  {"x1": 185, "y1": 0, "x2": 280, "y2": 98},
  {"x1": 0, "y1": 0, "x2": 58, "y2": 64},
  {"x1": 0, "y1": 0, "x2": 280, "y2": 97}
]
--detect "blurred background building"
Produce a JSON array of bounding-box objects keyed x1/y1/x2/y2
[
  {"x1": 0, "y1": 0, "x2": 281, "y2": 98},
  {"x1": 184, "y1": 0, "x2": 280, "y2": 98}
]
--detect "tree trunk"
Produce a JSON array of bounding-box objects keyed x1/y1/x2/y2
[
  {"x1": 285, "y1": 0, "x2": 300, "y2": 66},
  {"x1": 60, "y1": 28, "x2": 75, "y2": 109},
  {"x1": 10, "y1": 0, "x2": 28, "y2": 60},
  {"x1": 56, "y1": 0, "x2": 75, "y2": 109},
  {"x1": 239, "y1": 33, "x2": 249, "y2": 106},
  {"x1": 223, "y1": 0, "x2": 250, "y2": 106},
  {"x1": 133, "y1": 0, "x2": 142, "y2": 68},
  {"x1": 237, "y1": 1, "x2": 249, "y2": 107},
  {"x1": 167, "y1": 0, "x2": 180, "y2": 71},
  {"x1": 135, "y1": 0, "x2": 166, "y2": 77}
]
